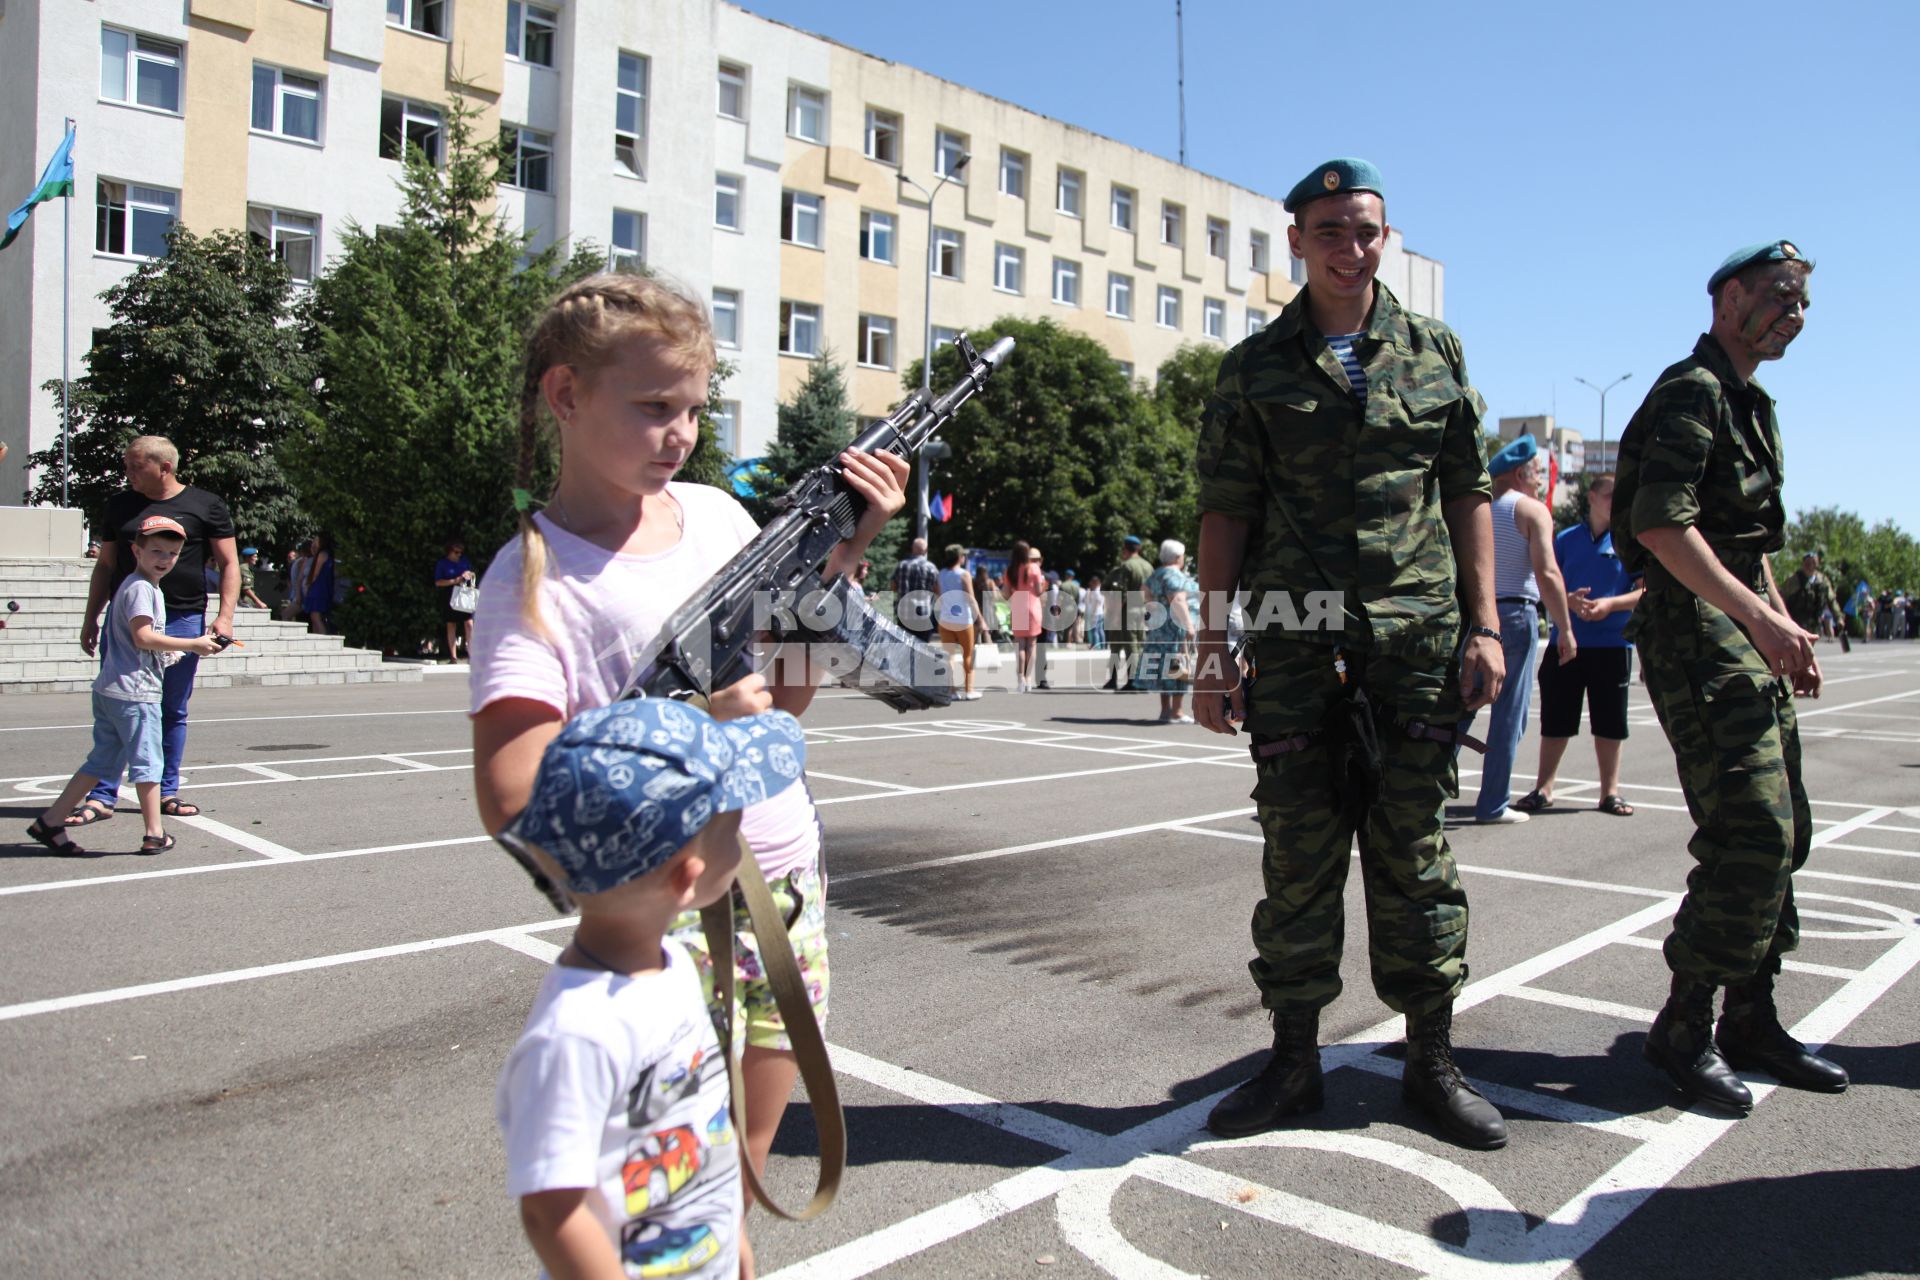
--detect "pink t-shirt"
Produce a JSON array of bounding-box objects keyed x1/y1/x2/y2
[{"x1": 468, "y1": 483, "x2": 820, "y2": 879}]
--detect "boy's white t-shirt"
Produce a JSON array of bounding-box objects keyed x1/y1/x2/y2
[
  {"x1": 469, "y1": 482, "x2": 819, "y2": 879},
  {"x1": 498, "y1": 940, "x2": 740, "y2": 1279}
]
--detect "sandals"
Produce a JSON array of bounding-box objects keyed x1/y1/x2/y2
[
  {"x1": 27, "y1": 818, "x2": 85, "y2": 856},
  {"x1": 140, "y1": 833, "x2": 177, "y2": 855},
  {"x1": 1598, "y1": 794, "x2": 1636, "y2": 817},
  {"x1": 1513, "y1": 790, "x2": 1554, "y2": 813},
  {"x1": 66, "y1": 800, "x2": 114, "y2": 826},
  {"x1": 159, "y1": 797, "x2": 201, "y2": 817}
]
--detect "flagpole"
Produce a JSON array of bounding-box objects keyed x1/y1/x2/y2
[{"x1": 60, "y1": 118, "x2": 73, "y2": 509}]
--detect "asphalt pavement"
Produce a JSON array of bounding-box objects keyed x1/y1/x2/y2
[{"x1": 2, "y1": 641, "x2": 1916, "y2": 1278}]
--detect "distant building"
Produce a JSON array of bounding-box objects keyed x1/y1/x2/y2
[{"x1": 1, "y1": 0, "x2": 1449, "y2": 501}]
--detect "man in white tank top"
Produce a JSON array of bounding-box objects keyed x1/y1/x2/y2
[{"x1": 1464, "y1": 435, "x2": 1575, "y2": 822}]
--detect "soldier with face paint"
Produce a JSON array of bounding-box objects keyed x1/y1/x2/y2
[{"x1": 1612, "y1": 240, "x2": 1849, "y2": 1116}]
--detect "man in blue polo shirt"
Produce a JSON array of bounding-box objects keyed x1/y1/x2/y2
[{"x1": 1514, "y1": 473, "x2": 1644, "y2": 816}]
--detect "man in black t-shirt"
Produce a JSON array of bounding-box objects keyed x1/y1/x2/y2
[{"x1": 71, "y1": 435, "x2": 238, "y2": 825}]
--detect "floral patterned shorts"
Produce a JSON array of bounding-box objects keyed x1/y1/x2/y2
[{"x1": 671, "y1": 857, "x2": 829, "y2": 1054}]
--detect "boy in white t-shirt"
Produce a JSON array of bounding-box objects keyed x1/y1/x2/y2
[{"x1": 497, "y1": 698, "x2": 808, "y2": 1280}]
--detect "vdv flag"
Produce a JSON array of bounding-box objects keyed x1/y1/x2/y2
[{"x1": 2, "y1": 125, "x2": 76, "y2": 252}]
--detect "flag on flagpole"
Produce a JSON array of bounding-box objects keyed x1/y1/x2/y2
[
  {"x1": 1, "y1": 125, "x2": 76, "y2": 252},
  {"x1": 929, "y1": 491, "x2": 946, "y2": 522}
]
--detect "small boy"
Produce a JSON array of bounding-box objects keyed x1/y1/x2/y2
[
  {"x1": 496, "y1": 699, "x2": 808, "y2": 1280},
  {"x1": 27, "y1": 516, "x2": 223, "y2": 856}
]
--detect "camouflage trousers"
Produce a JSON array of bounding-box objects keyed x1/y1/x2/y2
[
  {"x1": 1638, "y1": 602, "x2": 1811, "y2": 985},
  {"x1": 1243, "y1": 639, "x2": 1470, "y2": 1017}
]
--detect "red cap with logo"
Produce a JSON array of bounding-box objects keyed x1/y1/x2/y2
[{"x1": 137, "y1": 515, "x2": 188, "y2": 538}]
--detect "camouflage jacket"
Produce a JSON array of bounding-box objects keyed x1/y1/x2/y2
[
  {"x1": 1613, "y1": 334, "x2": 1786, "y2": 586},
  {"x1": 1196, "y1": 284, "x2": 1490, "y2": 654},
  {"x1": 1782, "y1": 568, "x2": 1834, "y2": 629}
]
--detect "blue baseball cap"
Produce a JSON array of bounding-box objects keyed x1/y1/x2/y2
[{"x1": 504, "y1": 700, "x2": 806, "y2": 896}]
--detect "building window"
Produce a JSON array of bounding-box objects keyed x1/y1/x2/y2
[
  {"x1": 1157, "y1": 285, "x2": 1181, "y2": 329},
  {"x1": 1107, "y1": 272, "x2": 1132, "y2": 319},
  {"x1": 95, "y1": 180, "x2": 177, "y2": 259},
  {"x1": 1246, "y1": 307, "x2": 1268, "y2": 336},
  {"x1": 993, "y1": 243, "x2": 1024, "y2": 294},
  {"x1": 100, "y1": 29, "x2": 182, "y2": 113},
  {"x1": 1203, "y1": 297, "x2": 1225, "y2": 339},
  {"x1": 864, "y1": 108, "x2": 900, "y2": 164},
  {"x1": 1052, "y1": 257, "x2": 1079, "y2": 307},
  {"x1": 858, "y1": 315, "x2": 895, "y2": 369},
  {"x1": 246, "y1": 206, "x2": 318, "y2": 284},
  {"x1": 711, "y1": 400, "x2": 741, "y2": 455},
  {"x1": 998, "y1": 148, "x2": 1026, "y2": 198},
  {"x1": 251, "y1": 65, "x2": 321, "y2": 142},
  {"x1": 788, "y1": 84, "x2": 825, "y2": 142},
  {"x1": 1206, "y1": 217, "x2": 1228, "y2": 259},
  {"x1": 386, "y1": 0, "x2": 447, "y2": 38},
  {"x1": 1115, "y1": 360, "x2": 1134, "y2": 381},
  {"x1": 506, "y1": 2, "x2": 556, "y2": 65},
  {"x1": 1161, "y1": 201, "x2": 1183, "y2": 246},
  {"x1": 500, "y1": 125, "x2": 552, "y2": 192},
  {"x1": 931, "y1": 227, "x2": 963, "y2": 280},
  {"x1": 1056, "y1": 167, "x2": 1083, "y2": 218},
  {"x1": 859, "y1": 211, "x2": 896, "y2": 264},
  {"x1": 712, "y1": 288, "x2": 740, "y2": 347},
  {"x1": 615, "y1": 52, "x2": 647, "y2": 177},
  {"x1": 779, "y1": 301, "x2": 820, "y2": 357},
  {"x1": 1110, "y1": 184, "x2": 1135, "y2": 232},
  {"x1": 931, "y1": 325, "x2": 961, "y2": 349},
  {"x1": 715, "y1": 173, "x2": 741, "y2": 230},
  {"x1": 780, "y1": 190, "x2": 822, "y2": 248},
  {"x1": 379, "y1": 98, "x2": 442, "y2": 165},
  {"x1": 935, "y1": 128, "x2": 968, "y2": 180},
  {"x1": 717, "y1": 62, "x2": 747, "y2": 119},
  {"x1": 1250, "y1": 230, "x2": 1270, "y2": 274},
  {"x1": 610, "y1": 209, "x2": 643, "y2": 271}
]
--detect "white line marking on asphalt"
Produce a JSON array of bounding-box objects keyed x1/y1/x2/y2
[
  {"x1": 1506, "y1": 985, "x2": 1661, "y2": 1023},
  {"x1": 1796, "y1": 688, "x2": 1920, "y2": 718},
  {"x1": 0, "y1": 835, "x2": 492, "y2": 898},
  {"x1": 813, "y1": 756, "x2": 1202, "y2": 806},
  {"x1": 805, "y1": 771, "x2": 919, "y2": 792},
  {"x1": 494, "y1": 933, "x2": 563, "y2": 963},
  {"x1": 172, "y1": 815, "x2": 303, "y2": 861},
  {"x1": 834, "y1": 807, "x2": 1259, "y2": 884},
  {"x1": 0, "y1": 708, "x2": 469, "y2": 734},
  {"x1": 1606, "y1": 934, "x2": 1864, "y2": 979},
  {"x1": 1813, "y1": 806, "x2": 1898, "y2": 848},
  {"x1": 1797, "y1": 868, "x2": 1920, "y2": 893},
  {"x1": 1821, "y1": 841, "x2": 1920, "y2": 860},
  {"x1": 232, "y1": 763, "x2": 300, "y2": 781}
]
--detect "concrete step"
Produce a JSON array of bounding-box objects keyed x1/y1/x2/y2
[
  {"x1": 0, "y1": 613, "x2": 347, "y2": 642},
  {"x1": 0, "y1": 634, "x2": 358, "y2": 660},
  {"x1": 3, "y1": 666, "x2": 427, "y2": 695},
  {"x1": 2, "y1": 646, "x2": 393, "y2": 678},
  {"x1": 0, "y1": 559, "x2": 97, "y2": 581}
]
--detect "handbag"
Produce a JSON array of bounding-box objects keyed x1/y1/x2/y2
[
  {"x1": 1168, "y1": 644, "x2": 1195, "y2": 683},
  {"x1": 449, "y1": 583, "x2": 479, "y2": 614}
]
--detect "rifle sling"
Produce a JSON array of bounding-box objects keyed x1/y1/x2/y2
[{"x1": 700, "y1": 836, "x2": 845, "y2": 1221}]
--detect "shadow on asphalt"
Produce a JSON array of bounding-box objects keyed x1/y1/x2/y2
[{"x1": 1433, "y1": 1163, "x2": 1920, "y2": 1279}]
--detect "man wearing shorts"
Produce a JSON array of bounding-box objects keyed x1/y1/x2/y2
[{"x1": 1515, "y1": 473, "x2": 1643, "y2": 817}]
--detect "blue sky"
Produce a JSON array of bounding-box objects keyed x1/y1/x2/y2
[{"x1": 741, "y1": 0, "x2": 1918, "y2": 529}]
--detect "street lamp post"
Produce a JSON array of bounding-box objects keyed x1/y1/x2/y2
[
  {"x1": 1574, "y1": 372, "x2": 1632, "y2": 473},
  {"x1": 900, "y1": 151, "x2": 969, "y2": 541}
]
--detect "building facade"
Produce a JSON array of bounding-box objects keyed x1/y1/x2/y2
[{"x1": 1, "y1": 0, "x2": 1446, "y2": 504}]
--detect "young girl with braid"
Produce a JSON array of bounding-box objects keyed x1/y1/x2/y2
[{"x1": 469, "y1": 273, "x2": 907, "y2": 1272}]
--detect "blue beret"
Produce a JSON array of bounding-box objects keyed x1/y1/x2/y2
[
  {"x1": 241, "y1": 546, "x2": 258, "y2": 556},
  {"x1": 1123, "y1": 534, "x2": 1143, "y2": 546},
  {"x1": 1283, "y1": 158, "x2": 1385, "y2": 214},
  {"x1": 1488, "y1": 434, "x2": 1539, "y2": 478},
  {"x1": 1708, "y1": 240, "x2": 1811, "y2": 294}
]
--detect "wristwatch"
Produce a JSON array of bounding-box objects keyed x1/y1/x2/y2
[{"x1": 1468, "y1": 625, "x2": 1500, "y2": 642}]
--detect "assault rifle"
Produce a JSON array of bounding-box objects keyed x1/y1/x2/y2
[{"x1": 619, "y1": 333, "x2": 1016, "y2": 713}]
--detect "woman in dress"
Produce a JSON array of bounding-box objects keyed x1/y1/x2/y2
[
  {"x1": 1137, "y1": 538, "x2": 1198, "y2": 723},
  {"x1": 1001, "y1": 540, "x2": 1046, "y2": 692},
  {"x1": 302, "y1": 533, "x2": 336, "y2": 635}
]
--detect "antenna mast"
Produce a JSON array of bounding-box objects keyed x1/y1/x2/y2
[{"x1": 1176, "y1": 0, "x2": 1187, "y2": 166}]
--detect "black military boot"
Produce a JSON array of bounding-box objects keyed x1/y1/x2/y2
[
  {"x1": 1402, "y1": 1005, "x2": 1508, "y2": 1150},
  {"x1": 1716, "y1": 963, "x2": 1849, "y2": 1093},
  {"x1": 1100, "y1": 672, "x2": 1118, "y2": 691},
  {"x1": 1645, "y1": 974, "x2": 1753, "y2": 1114},
  {"x1": 1206, "y1": 1010, "x2": 1324, "y2": 1138}
]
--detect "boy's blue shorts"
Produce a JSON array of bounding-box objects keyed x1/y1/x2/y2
[{"x1": 81, "y1": 692, "x2": 163, "y2": 786}]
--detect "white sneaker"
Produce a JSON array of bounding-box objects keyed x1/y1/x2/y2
[{"x1": 1476, "y1": 809, "x2": 1530, "y2": 824}]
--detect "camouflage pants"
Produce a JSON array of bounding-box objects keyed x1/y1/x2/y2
[
  {"x1": 1244, "y1": 639, "x2": 1470, "y2": 1016},
  {"x1": 1638, "y1": 603, "x2": 1811, "y2": 985}
]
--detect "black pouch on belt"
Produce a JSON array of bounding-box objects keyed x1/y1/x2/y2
[{"x1": 1325, "y1": 658, "x2": 1385, "y2": 828}]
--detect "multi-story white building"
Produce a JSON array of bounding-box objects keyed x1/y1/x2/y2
[{"x1": 1, "y1": 0, "x2": 1446, "y2": 505}]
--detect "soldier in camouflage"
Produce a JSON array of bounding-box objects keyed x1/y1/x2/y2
[
  {"x1": 1781, "y1": 550, "x2": 1836, "y2": 637},
  {"x1": 1612, "y1": 240, "x2": 1848, "y2": 1114},
  {"x1": 1193, "y1": 158, "x2": 1510, "y2": 1151}
]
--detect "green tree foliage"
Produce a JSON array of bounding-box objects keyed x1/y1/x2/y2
[
  {"x1": 1771, "y1": 506, "x2": 1920, "y2": 602},
  {"x1": 912, "y1": 317, "x2": 1172, "y2": 576},
  {"x1": 742, "y1": 348, "x2": 854, "y2": 526},
  {"x1": 291, "y1": 93, "x2": 601, "y2": 651},
  {"x1": 1143, "y1": 342, "x2": 1224, "y2": 557},
  {"x1": 27, "y1": 227, "x2": 312, "y2": 552}
]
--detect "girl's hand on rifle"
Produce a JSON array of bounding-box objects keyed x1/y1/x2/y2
[
  {"x1": 710, "y1": 672, "x2": 773, "y2": 722},
  {"x1": 840, "y1": 449, "x2": 910, "y2": 552}
]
